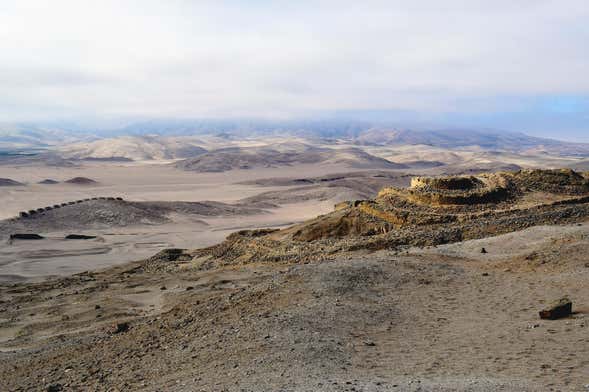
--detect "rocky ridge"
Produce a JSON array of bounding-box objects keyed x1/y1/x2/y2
[{"x1": 188, "y1": 169, "x2": 589, "y2": 268}]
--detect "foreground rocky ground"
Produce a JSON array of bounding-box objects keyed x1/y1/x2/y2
[
  {"x1": 1, "y1": 221, "x2": 589, "y2": 391},
  {"x1": 1, "y1": 169, "x2": 589, "y2": 391}
]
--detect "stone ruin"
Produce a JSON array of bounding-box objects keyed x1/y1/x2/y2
[
  {"x1": 16, "y1": 197, "x2": 125, "y2": 220},
  {"x1": 312, "y1": 169, "x2": 589, "y2": 242},
  {"x1": 410, "y1": 175, "x2": 483, "y2": 191},
  {"x1": 194, "y1": 169, "x2": 589, "y2": 266},
  {"x1": 379, "y1": 172, "x2": 514, "y2": 206}
]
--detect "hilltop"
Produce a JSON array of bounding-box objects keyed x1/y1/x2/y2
[
  {"x1": 59, "y1": 135, "x2": 208, "y2": 161},
  {"x1": 191, "y1": 169, "x2": 589, "y2": 267}
]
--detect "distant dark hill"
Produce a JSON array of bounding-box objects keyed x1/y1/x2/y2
[
  {"x1": 38, "y1": 179, "x2": 59, "y2": 184},
  {"x1": 0, "y1": 199, "x2": 266, "y2": 239},
  {"x1": 175, "y1": 144, "x2": 406, "y2": 172},
  {"x1": 0, "y1": 178, "x2": 24, "y2": 186},
  {"x1": 64, "y1": 177, "x2": 97, "y2": 185}
]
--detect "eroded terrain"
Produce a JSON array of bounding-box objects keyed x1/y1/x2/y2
[{"x1": 1, "y1": 169, "x2": 588, "y2": 391}]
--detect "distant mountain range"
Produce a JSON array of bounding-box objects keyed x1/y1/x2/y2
[
  {"x1": 1, "y1": 119, "x2": 588, "y2": 157},
  {"x1": 352, "y1": 128, "x2": 589, "y2": 156},
  {"x1": 0, "y1": 123, "x2": 88, "y2": 150}
]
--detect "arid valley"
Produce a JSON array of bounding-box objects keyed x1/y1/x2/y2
[
  {"x1": 1, "y1": 129, "x2": 589, "y2": 391},
  {"x1": 2, "y1": 2, "x2": 589, "y2": 390}
]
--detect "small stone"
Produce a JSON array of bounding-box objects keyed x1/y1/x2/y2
[
  {"x1": 46, "y1": 384, "x2": 63, "y2": 392},
  {"x1": 482, "y1": 272, "x2": 489, "y2": 276},
  {"x1": 160, "y1": 286, "x2": 167, "y2": 290},
  {"x1": 111, "y1": 322, "x2": 130, "y2": 334},
  {"x1": 481, "y1": 247, "x2": 487, "y2": 254},
  {"x1": 94, "y1": 304, "x2": 101, "y2": 310}
]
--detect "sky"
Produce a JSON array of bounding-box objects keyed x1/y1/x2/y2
[{"x1": 0, "y1": 0, "x2": 588, "y2": 141}]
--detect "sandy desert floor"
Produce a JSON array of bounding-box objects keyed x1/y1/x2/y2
[
  {"x1": 0, "y1": 162, "x2": 382, "y2": 282},
  {"x1": 0, "y1": 161, "x2": 364, "y2": 219}
]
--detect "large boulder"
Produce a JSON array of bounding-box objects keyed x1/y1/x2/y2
[{"x1": 539, "y1": 297, "x2": 572, "y2": 320}]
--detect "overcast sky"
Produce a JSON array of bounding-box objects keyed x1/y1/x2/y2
[{"x1": 0, "y1": 1, "x2": 588, "y2": 140}]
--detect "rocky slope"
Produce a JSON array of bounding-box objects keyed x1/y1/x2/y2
[
  {"x1": 192, "y1": 169, "x2": 589, "y2": 267},
  {"x1": 1, "y1": 223, "x2": 588, "y2": 391}
]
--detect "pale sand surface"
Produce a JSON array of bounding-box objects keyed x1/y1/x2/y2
[
  {"x1": 0, "y1": 161, "x2": 343, "y2": 281},
  {"x1": 412, "y1": 221, "x2": 589, "y2": 262},
  {"x1": 0, "y1": 201, "x2": 332, "y2": 282},
  {"x1": 0, "y1": 161, "x2": 358, "y2": 219}
]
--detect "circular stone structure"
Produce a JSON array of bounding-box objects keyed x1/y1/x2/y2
[
  {"x1": 379, "y1": 173, "x2": 514, "y2": 206},
  {"x1": 410, "y1": 176, "x2": 484, "y2": 191}
]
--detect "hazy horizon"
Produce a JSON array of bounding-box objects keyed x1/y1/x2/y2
[{"x1": 1, "y1": 1, "x2": 588, "y2": 141}]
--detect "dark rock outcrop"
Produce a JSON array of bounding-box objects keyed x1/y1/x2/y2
[
  {"x1": 65, "y1": 234, "x2": 97, "y2": 240},
  {"x1": 10, "y1": 233, "x2": 44, "y2": 240},
  {"x1": 0, "y1": 178, "x2": 24, "y2": 186},
  {"x1": 110, "y1": 322, "x2": 129, "y2": 334},
  {"x1": 38, "y1": 179, "x2": 59, "y2": 185}
]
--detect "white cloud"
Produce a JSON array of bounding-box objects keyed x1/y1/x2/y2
[{"x1": 0, "y1": 0, "x2": 588, "y2": 120}]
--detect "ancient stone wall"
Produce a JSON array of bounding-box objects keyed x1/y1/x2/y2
[
  {"x1": 16, "y1": 197, "x2": 124, "y2": 220},
  {"x1": 410, "y1": 176, "x2": 483, "y2": 191}
]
